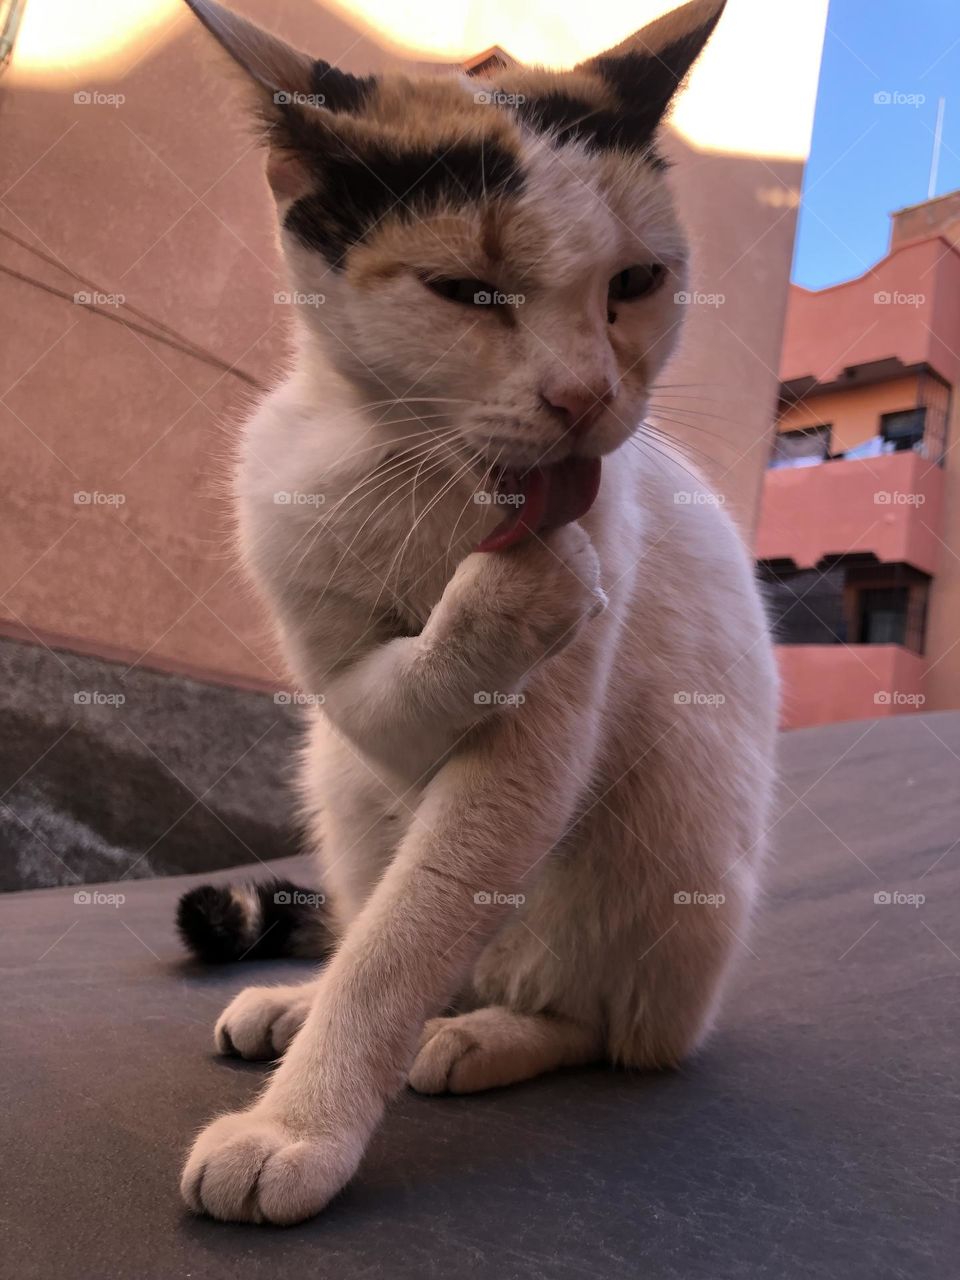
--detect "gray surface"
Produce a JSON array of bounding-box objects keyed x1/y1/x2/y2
[
  {"x1": 0, "y1": 635, "x2": 300, "y2": 890},
  {"x1": 2, "y1": 713, "x2": 959, "y2": 1278}
]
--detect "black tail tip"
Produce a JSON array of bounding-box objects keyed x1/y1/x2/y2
[{"x1": 176, "y1": 884, "x2": 250, "y2": 963}]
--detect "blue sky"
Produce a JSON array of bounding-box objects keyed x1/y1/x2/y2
[{"x1": 792, "y1": 0, "x2": 960, "y2": 290}]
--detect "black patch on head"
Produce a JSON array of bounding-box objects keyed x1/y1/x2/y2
[
  {"x1": 309, "y1": 60, "x2": 376, "y2": 114},
  {"x1": 514, "y1": 90, "x2": 663, "y2": 154},
  {"x1": 284, "y1": 134, "x2": 524, "y2": 268}
]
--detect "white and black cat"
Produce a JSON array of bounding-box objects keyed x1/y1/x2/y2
[{"x1": 176, "y1": 0, "x2": 778, "y2": 1225}]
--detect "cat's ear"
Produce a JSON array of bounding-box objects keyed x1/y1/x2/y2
[
  {"x1": 182, "y1": 0, "x2": 374, "y2": 199},
  {"x1": 578, "y1": 0, "x2": 725, "y2": 133}
]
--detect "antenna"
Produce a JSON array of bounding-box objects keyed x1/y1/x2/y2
[{"x1": 928, "y1": 97, "x2": 945, "y2": 200}]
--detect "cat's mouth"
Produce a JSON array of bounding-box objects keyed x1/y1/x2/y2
[{"x1": 476, "y1": 456, "x2": 602, "y2": 552}]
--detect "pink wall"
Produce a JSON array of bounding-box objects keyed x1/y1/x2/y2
[
  {"x1": 777, "y1": 644, "x2": 927, "y2": 729},
  {"x1": 780, "y1": 238, "x2": 960, "y2": 389},
  {"x1": 756, "y1": 451, "x2": 945, "y2": 576}
]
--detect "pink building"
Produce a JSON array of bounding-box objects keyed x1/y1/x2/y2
[{"x1": 757, "y1": 189, "x2": 960, "y2": 728}]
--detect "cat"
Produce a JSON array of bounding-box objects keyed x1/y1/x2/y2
[{"x1": 176, "y1": 0, "x2": 778, "y2": 1225}]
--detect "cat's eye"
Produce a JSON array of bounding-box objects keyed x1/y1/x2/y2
[
  {"x1": 608, "y1": 263, "x2": 666, "y2": 302},
  {"x1": 423, "y1": 277, "x2": 498, "y2": 306}
]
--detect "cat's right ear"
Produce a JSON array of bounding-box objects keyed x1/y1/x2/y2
[{"x1": 182, "y1": 0, "x2": 373, "y2": 200}]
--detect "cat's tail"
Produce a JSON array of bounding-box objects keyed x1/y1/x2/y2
[{"x1": 176, "y1": 877, "x2": 335, "y2": 963}]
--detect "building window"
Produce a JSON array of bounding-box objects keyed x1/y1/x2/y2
[
  {"x1": 769, "y1": 424, "x2": 832, "y2": 469},
  {"x1": 759, "y1": 561, "x2": 929, "y2": 653},
  {"x1": 856, "y1": 587, "x2": 908, "y2": 644},
  {"x1": 880, "y1": 407, "x2": 926, "y2": 451}
]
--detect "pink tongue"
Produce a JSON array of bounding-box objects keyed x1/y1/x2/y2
[{"x1": 476, "y1": 456, "x2": 602, "y2": 553}]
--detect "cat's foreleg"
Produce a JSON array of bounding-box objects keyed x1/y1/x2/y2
[{"x1": 180, "y1": 558, "x2": 607, "y2": 1224}]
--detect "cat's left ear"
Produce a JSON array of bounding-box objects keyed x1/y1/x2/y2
[
  {"x1": 182, "y1": 0, "x2": 375, "y2": 199},
  {"x1": 578, "y1": 0, "x2": 726, "y2": 132}
]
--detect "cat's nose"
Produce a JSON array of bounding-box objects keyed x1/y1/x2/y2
[{"x1": 539, "y1": 383, "x2": 611, "y2": 435}]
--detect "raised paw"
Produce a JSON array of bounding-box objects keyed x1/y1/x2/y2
[
  {"x1": 214, "y1": 983, "x2": 316, "y2": 1061},
  {"x1": 180, "y1": 1108, "x2": 364, "y2": 1225}
]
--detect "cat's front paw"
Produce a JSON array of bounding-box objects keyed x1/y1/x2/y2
[
  {"x1": 215, "y1": 983, "x2": 315, "y2": 1061},
  {"x1": 180, "y1": 1108, "x2": 364, "y2": 1225},
  {"x1": 502, "y1": 522, "x2": 606, "y2": 654}
]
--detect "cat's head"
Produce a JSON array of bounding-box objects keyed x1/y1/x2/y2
[{"x1": 186, "y1": 0, "x2": 723, "y2": 474}]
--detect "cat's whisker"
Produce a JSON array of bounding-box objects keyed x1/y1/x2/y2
[
  {"x1": 280, "y1": 442, "x2": 453, "y2": 582},
  {"x1": 307, "y1": 448, "x2": 456, "y2": 618},
  {"x1": 376, "y1": 439, "x2": 481, "y2": 610}
]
